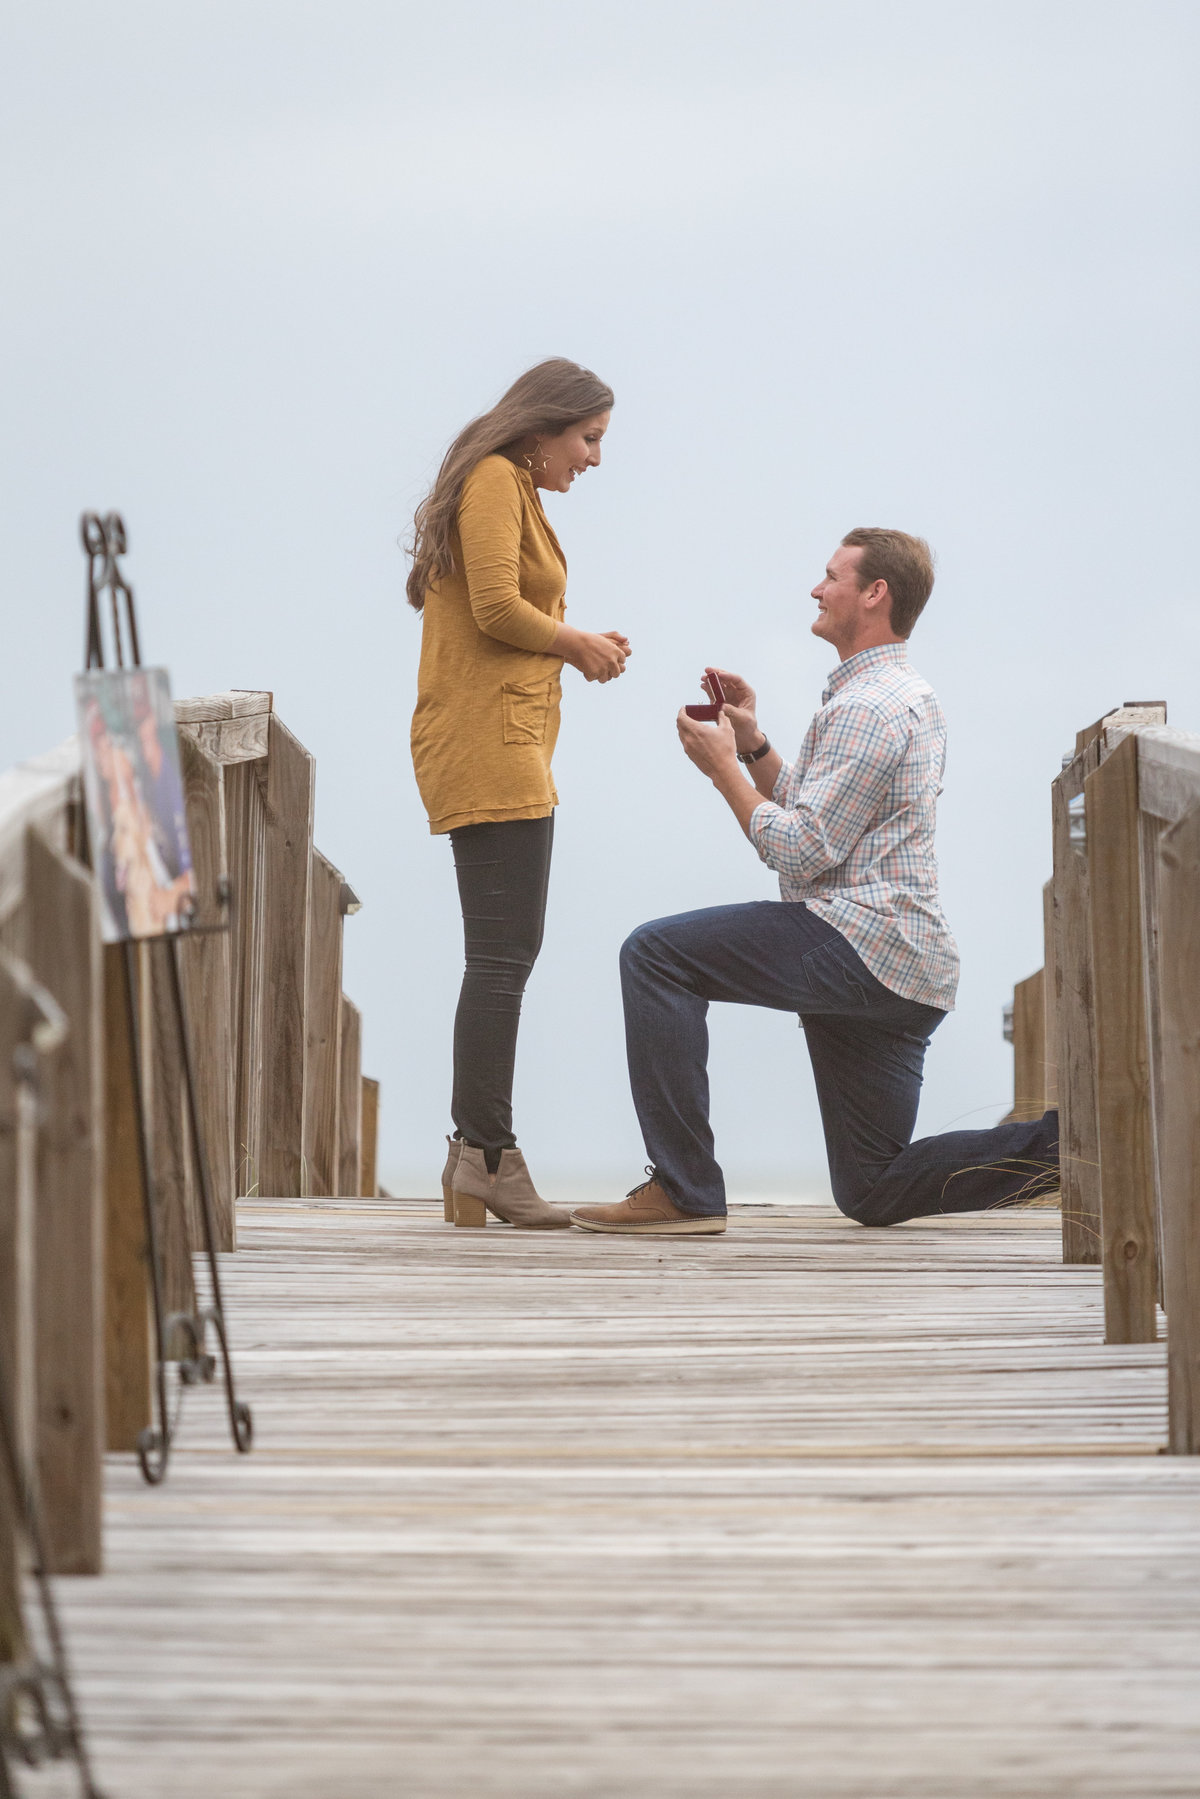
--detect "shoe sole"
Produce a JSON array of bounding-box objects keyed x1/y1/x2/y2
[{"x1": 569, "y1": 1215, "x2": 727, "y2": 1235}]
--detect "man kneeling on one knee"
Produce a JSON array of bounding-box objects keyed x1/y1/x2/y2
[{"x1": 571, "y1": 527, "x2": 1059, "y2": 1237}]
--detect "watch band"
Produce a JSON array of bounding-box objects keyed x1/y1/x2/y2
[{"x1": 737, "y1": 735, "x2": 771, "y2": 765}]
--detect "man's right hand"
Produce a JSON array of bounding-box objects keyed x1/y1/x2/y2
[{"x1": 705, "y1": 667, "x2": 761, "y2": 753}]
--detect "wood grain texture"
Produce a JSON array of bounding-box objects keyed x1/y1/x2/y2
[
  {"x1": 178, "y1": 714, "x2": 270, "y2": 766},
  {"x1": 0, "y1": 952, "x2": 32, "y2": 1661},
  {"x1": 1041, "y1": 880, "x2": 1059, "y2": 1109},
  {"x1": 225, "y1": 758, "x2": 268, "y2": 1197},
  {"x1": 178, "y1": 732, "x2": 235, "y2": 1250},
  {"x1": 173, "y1": 691, "x2": 273, "y2": 726},
  {"x1": 1155, "y1": 804, "x2": 1200, "y2": 1453},
  {"x1": 258, "y1": 717, "x2": 314, "y2": 1198},
  {"x1": 26, "y1": 827, "x2": 105, "y2": 1575},
  {"x1": 142, "y1": 941, "x2": 196, "y2": 1327},
  {"x1": 44, "y1": 1199, "x2": 1199, "y2": 1799},
  {"x1": 1051, "y1": 752, "x2": 1102, "y2": 1266},
  {"x1": 337, "y1": 996, "x2": 361, "y2": 1199},
  {"x1": 1010, "y1": 968, "x2": 1046, "y2": 1122},
  {"x1": 360, "y1": 1076, "x2": 379, "y2": 1198},
  {"x1": 102, "y1": 945, "x2": 153, "y2": 1452},
  {"x1": 303, "y1": 851, "x2": 343, "y2": 1198},
  {"x1": 1086, "y1": 734, "x2": 1158, "y2": 1344}
]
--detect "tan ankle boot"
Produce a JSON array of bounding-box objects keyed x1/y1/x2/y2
[
  {"x1": 452, "y1": 1145, "x2": 571, "y2": 1229},
  {"x1": 440, "y1": 1137, "x2": 461, "y2": 1221}
]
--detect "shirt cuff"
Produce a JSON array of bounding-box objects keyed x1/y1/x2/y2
[{"x1": 771, "y1": 760, "x2": 796, "y2": 804}]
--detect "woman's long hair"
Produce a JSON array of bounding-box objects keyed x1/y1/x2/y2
[{"x1": 405, "y1": 358, "x2": 614, "y2": 612}]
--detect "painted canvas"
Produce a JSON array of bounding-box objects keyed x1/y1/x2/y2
[{"x1": 75, "y1": 667, "x2": 195, "y2": 942}]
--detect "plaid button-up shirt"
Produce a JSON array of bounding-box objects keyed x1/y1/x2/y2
[{"x1": 748, "y1": 643, "x2": 959, "y2": 1011}]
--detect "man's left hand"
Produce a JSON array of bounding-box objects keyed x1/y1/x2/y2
[{"x1": 676, "y1": 708, "x2": 740, "y2": 781}]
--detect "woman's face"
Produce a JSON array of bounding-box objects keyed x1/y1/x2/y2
[{"x1": 532, "y1": 410, "x2": 610, "y2": 494}]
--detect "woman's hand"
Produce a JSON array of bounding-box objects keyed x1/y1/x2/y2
[
  {"x1": 704, "y1": 667, "x2": 761, "y2": 753},
  {"x1": 554, "y1": 624, "x2": 631, "y2": 684}
]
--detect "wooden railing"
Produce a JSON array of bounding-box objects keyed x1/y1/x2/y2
[
  {"x1": 1004, "y1": 703, "x2": 1200, "y2": 1451},
  {"x1": 1, "y1": 691, "x2": 378, "y2": 1667}
]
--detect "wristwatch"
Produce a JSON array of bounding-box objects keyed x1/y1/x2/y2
[{"x1": 737, "y1": 735, "x2": 771, "y2": 765}]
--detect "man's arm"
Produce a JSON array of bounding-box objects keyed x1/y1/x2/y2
[{"x1": 678, "y1": 694, "x2": 905, "y2": 869}]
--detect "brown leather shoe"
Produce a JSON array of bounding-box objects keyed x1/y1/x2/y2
[{"x1": 570, "y1": 1172, "x2": 726, "y2": 1235}]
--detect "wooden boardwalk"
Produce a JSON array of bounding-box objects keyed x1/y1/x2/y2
[{"x1": 32, "y1": 1200, "x2": 1200, "y2": 1798}]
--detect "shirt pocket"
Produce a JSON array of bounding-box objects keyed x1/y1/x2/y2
[{"x1": 501, "y1": 680, "x2": 555, "y2": 746}]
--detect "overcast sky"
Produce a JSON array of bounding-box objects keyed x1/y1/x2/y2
[{"x1": 3, "y1": 1, "x2": 1198, "y2": 1198}]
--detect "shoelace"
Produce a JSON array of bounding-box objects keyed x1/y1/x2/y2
[{"x1": 625, "y1": 1165, "x2": 658, "y2": 1202}]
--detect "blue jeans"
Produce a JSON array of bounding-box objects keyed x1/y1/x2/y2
[{"x1": 620, "y1": 901, "x2": 1060, "y2": 1225}]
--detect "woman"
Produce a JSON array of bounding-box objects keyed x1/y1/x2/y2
[{"x1": 408, "y1": 358, "x2": 629, "y2": 1229}]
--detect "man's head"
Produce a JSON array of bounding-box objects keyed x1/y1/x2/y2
[{"x1": 811, "y1": 528, "x2": 935, "y2": 659}]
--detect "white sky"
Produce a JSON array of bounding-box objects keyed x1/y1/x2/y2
[{"x1": 3, "y1": 1, "x2": 1198, "y2": 1197}]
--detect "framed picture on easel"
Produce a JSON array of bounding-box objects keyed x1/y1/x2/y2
[{"x1": 74, "y1": 666, "x2": 196, "y2": 943}]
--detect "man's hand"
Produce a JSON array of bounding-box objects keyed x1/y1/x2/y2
[
  {"x1": 703, "y1": 667, "x2": 761, "y2": 753},
  {"x1": 676, "y1": 708, "x2": 741, "y2": 779}
]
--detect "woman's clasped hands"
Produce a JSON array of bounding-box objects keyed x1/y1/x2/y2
[{"x1": 554, "y1": 624, "x2": 631, "y2": 684}]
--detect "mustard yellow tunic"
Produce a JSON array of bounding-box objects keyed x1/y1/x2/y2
[{"x1": 411, "y1": 454, "x2": 567, "y2": 834}]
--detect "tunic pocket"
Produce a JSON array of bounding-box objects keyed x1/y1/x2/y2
[{"x1": 501, "y1": 680, "x2": 554, "y2": 745}]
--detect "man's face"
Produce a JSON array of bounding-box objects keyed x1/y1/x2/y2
[{"x1": 810, "y1": 544, "x2": 868, "y2": 647}]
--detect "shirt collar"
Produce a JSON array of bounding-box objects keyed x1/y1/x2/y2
[{"x1": 822, "y1": 641, "x2": 908, "y2": 705}]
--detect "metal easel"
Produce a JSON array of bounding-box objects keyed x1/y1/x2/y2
[{"x1": 81, "y1": 512, "x2": 252, "y2": 1485}]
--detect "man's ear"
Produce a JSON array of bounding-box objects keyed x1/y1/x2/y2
[{"x1": 863, "y1": 579, "x2": 891, "y2": 614}]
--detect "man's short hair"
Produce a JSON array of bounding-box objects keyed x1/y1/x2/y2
[{"x1": 841, "y1": 528, "x2": 935, "y2": 638}]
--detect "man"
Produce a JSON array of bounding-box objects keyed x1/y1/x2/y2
[{"x1": 571, "y1": 528, "x2": 1059, "y2": 1236}]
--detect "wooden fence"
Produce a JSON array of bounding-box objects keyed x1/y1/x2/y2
[
  {"x1": 1, "y1": 691, "x2": 379, "y2": 1669},
  {"x1": 1004, "y1": 703, "x2": 1200, "y2": 1452}
]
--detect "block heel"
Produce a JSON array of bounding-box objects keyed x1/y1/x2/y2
[{"x1": 452, "y1": 1189, "x2": 487, "y2": 1228}]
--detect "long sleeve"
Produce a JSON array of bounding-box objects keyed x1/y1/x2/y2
[
  {"x1": 456, "y1": 460, "x2": 561, "y2": 653},
  {"x1": 749, "y1": 699, "x2": 907, "y2": 880}
]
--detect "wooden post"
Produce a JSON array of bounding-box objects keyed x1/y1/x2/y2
[
  {"x1": 338, "y1": 996, "x2": 362, "y2": 1199},
  {"x1": 303, "y1": 851, "x2": 344, "y2": 1197},
  {"x1": 144, "y1": 941, "x2": 196, "y2": 1330},
  {"x1": 1009, "y1": 969, "x2": 1046, "y2": 1122},
  {"x1": 1050, "y1": 753, "x2": 1102, "y2": 1265},
  {"x1": 225, "y1": 756, "x2": 268, "y2": 1197},
  {"x1": 26, "y1": 828, "x2": 105, "y2": 1575},
  {"x1": 102, "y1": 944, "x2": 154, "y2": 1451},
  {"x1": 178, "y1": 732, "x2": 236, "y2": 1250},
  {"x1": 1041, "y1": 880, "x2": 1058, "y2": 1110},
  {"x1": 360, "y1": 1077, "x2": 379, "y2": 1199},
  {"x1": 1086, "y1": 733, "x2": 1158, "y2": 1344},
  {"x1": 259, "y1": 717, "x2": 314, "y2": 1197},
  {"x1": 0, "y1": 953, "x2": 33, "y2": 1662},
  {"x1": 1156, "y1": 802, "x2": 1200, "y2": 1451}
]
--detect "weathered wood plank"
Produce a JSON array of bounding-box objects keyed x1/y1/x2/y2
[
  {"x1": 1086, "y1": 733, "x2": 1158, "y2": 1343},
  {"x1": 1041, "y1": 880, "x2": 1058, "y2": 1110},
  {"x1": 26, "y1": 827, "x2": 105, "y2": 1575},
  {"x1": 258, "y1": 718, "x2": 314, "y2": 1198},
  {"x1": 102, "y1": 944, "x2": 153, "y2": 1451},
  {"x1": 178, "y1": 712, "x2": 269, "y2": 766},
  {"x1": 1010, "y1": 967, "x2": 1046, "y2": 1122},
  {"x1": 1051, "y1": 750, "x2": 1102, "y2": 1265},
  {"x1": 178, "y1": 733, "x2": 235, "y2": 1250},
  {"x1": 225, "y1": 757, "x2": 268, "y2": 1197},
  {"x1": 360, "y1": 1075, "x2": 379, "y2": 1198},
  {"x1": 303, "y1": 851, "x2": 343, "y2": 1197},
  {"x1": 46, "y1": 1201, "x2": 1199, "y2": 1799},
  {"x1": 337, "y1": 996, "x2": 362, "y2": 1199},
  {"x1": 0, "y1": 951, "x2": 33, "y2": 1662},
  {"x1": 143, "y1": 940, "x2": 196, "y2": 1328},
  {"x1": 1156, "y1": 803, "x2": 1200, "y2": 1452},
  {"x1": 173, "y1": 690, "x2": 273, "y2": 726}
]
